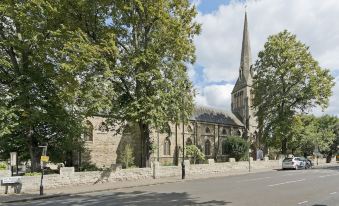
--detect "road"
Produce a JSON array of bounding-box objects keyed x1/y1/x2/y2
[{"x1": 9, "y1": 166, "x2": 339, "y2": 206}]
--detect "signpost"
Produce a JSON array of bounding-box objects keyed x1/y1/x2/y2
[
  {"x1": 39, "y1": 145, "x2": 48, "y2": 195},
  {"x1": 10, "y1": 152, "x2": 17, "y2": 176},
  {"x1": 248, "y1": 148, "x2": 252, "y2": 172},
  {"x1": 1, "y1": 177, "x2": 22, "y2": 194}
]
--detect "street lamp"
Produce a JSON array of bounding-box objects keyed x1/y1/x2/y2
[
  {"x1": 39, "y1": 144, "x2": 48, "y2": 195},
  {"x1": 182, "y1": 121, "x2": 185, "y2": 179},
  {"x1": 248, "y1": 148, "x2": 252, "y2": 172}
]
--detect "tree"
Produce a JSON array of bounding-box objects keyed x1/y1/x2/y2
[
  {"x1": 289, "y1": 115, "x2": 318, "y2": 156},
  {"x1": 0, "y1": 0, "x2": 115, "y2": 171},
  {"x1": 119, "y1": 144, "x2": 135, "y2": 168},
  {"x1": 317, "y1": 115, "x2": 338, "y2": 162},
  {"x1": 107, "y1": 0, "x2": 200, "y2": 167},
  {"x1": 185, "y1": 145, "x2": 205, "y2": 164},
  {"x1": 223, "y1": 136, "x2": 249, "y2": 161},
  {"x1": 252, "y1": 30, "x2": 335, "y2": 154}
]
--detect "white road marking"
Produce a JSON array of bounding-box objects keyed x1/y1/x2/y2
[
  {"x1": 298, "y1": 201, "x2": 308, "y2": 205},
  {"x1": 319, "y1": 173, "x2": 339, "y2": 178},
  {"x1": 282, "y1": 173, "x2": 294, "y2": 176},
  {"x1": 330, "y1": 192, "x2": 337, "y2": 195},
  {"x1": 238, "y1": 177, "x2": 271, "y2": 182},
  {"x1": 268, "y1": 179, "x2": 305, "y2": 187}
]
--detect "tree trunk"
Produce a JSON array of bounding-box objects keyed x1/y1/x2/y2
[
  {"x1": 281, "y1": 138, "x2": 288, "y2": 156},
  {"x1": 29, "y1": 145, "x2": 41, "y2": 172},
  {"x1": 26, "y1": 128, "x2": 41, "y2": 172},
  {"x1": 138, "y1": 122, "x2": 151, "y2": 168},
  {"x1": 326, "y1": 152, "x2": 332, "y2": 163}
]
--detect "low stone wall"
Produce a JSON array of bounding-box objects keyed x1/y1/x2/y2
[
  {"x1": 0, "y1": 167, "x2": 153, "y2": 194},
  {"x1": 0, "y1": 158, "x2": 335, "y2": 194}
]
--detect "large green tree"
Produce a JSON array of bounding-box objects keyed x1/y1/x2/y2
[
  {"x1": 289, "y1": 115, "x2": 337, "y2": 160},
  {"x1": 0, "y1": 0, "x2": 114, "y2": 170},
  {"x1": 253, "y1": 30, "x2": 335, "y2": 154},
  {"x1": 107, "y1": 0, "x2": 200, "y2": 167}
]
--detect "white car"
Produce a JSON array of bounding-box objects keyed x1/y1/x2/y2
[{"x1": 282, "y1": 157, "x2": 306, "y2": 170}]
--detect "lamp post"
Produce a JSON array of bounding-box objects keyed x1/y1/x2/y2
[
  {"x1": 248, "y1": 148, "x2": 252, "y2": 172},
  {"x1": 39, "y1": 144, "x2": 48, "y2": 195},
  {"x1": 182, "y1": 121, "x2": 185, "y2": 179}
]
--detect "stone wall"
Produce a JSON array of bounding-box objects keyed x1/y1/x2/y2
[{"x1": 0, "y1": 158, "x2": 335, "y2": 194}]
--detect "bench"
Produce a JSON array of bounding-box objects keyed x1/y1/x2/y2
[{"x1": 1, "y1": 177, "x2": 22, "y2": 194}]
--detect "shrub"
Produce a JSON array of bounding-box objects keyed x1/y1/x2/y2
[
  {"x1": 185, "y1": 145, "x2": 205, "y2": 164},
  {"x1": 223, "y1": 136, "x2": 249, "y2": 161},
  {"x1": 0, "y1": 162, "x2": 7, "y2": 170},
  {"x1": 119, "y1": 144, "x2": 135, "y2": 168},
  {"x1": 24, "y1": 172, "x2": 41, "y2": 176}
]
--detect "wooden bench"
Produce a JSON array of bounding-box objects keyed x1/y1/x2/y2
[{"x1": 1, "y1": 177, "x2": 22, "y2": 194}]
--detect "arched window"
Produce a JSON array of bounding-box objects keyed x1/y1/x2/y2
[
  {"x1": 253, "y1": 131, "x2": 258, "y2": 140},
  {"x1": 186, "y1": 138, "x2": 192, "y2": 146},
  {"x1": 98, "y1": 122, "x2": 108, "y2": 132},
  {"x1": 84, "y1": 120, "x2": 93, "y2": 141},
  {"x1": 222, "y1": 128, "x2": 227, "y2": 135},
  {"x1": 205, "y1": 140, "x2": 211, "y2": 155},
  {"x1": 237, "y1": 130, "x2": 241, "y2": 136},
  {"x1": 205, "y1": 127, "x2": 210, "y2": 134},
  {"x1": 222, "y1": 140, "x2": 227, "y2": 155},
  {"x1": 187, "y1": 125, "x2": 193, "y2": 133},
  {"x1": 164, "y1": 138, "x2": 171, "y2": 155}
]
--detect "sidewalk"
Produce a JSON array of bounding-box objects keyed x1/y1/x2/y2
[{"x1": 1, "y1": 163, "x2": 337, "y2": 204}]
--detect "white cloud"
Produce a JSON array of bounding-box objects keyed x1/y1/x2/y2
[
  {"x1": 193, "y1": 0, "x2": 339, "y2": 115},
  {"x1": 195, "y1": 84, "x2": 234, "y2": 111},
  {"x1": 191, "y1": 0, "x2": 202, "y2": 7},
  {"x1": 312, "y1": 77, "x2": 339, "y2": 117}
]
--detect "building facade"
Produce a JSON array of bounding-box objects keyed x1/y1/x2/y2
[{"x1": 80, "y1": 12, "x2": 258, "y2": 168}]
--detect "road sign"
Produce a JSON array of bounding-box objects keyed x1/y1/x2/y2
[
  {"x1": 2, "y1": 177, "x2": 21, "y2": 184},
  {"x1": 40, "y1": 156, "x2": 49, "y2": 162}
]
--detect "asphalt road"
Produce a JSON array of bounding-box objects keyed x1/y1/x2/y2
[{"x1": 8, "y1": 166, "x2": 339, "y2": 206}]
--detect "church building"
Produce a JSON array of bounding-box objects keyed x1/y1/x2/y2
[{"x1": 80, "y1": 12, "x2": 259, "y2": 168}]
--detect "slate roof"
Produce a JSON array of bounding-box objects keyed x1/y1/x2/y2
[{"x1": 191, "y1": 106, "x2": 244, "y2": 127}]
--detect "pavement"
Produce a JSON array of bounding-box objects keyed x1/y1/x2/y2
[{"x1": 1, "y1": 164, "x2": 338, "y2": 206}]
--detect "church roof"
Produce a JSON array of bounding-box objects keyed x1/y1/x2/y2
[
  {"x1": 232, "y1": 12, "x2": 253, "y2": 93},
  {"x1": 191, "y1": 106, "x2": 244, "y2": 127}
]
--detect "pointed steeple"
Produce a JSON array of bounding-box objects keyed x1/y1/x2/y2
[
  {"x1": 232, "y1": 11, "x2": 253, "y2": 94},
  {"x1": 239, "y1": 11, "x2": 252, "y2": 83}
]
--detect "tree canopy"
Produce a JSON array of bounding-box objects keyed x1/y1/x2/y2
[
  {"x1": 0, "y1": 0, "x2": 115, "y2": 170},
  {"x1": 107, "y1": 0, "x2": 200, "y2": 166},
  {"x1": 252, "y1": 30, "x2": 335, "y2": 154}
]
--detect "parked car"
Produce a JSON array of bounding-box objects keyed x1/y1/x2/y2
[
  {"x1": 282, "y1": 157, "x2": 306, "y2": 170},
  {"x1": 299, "y1": 157, "x2": 313, "y2": 169}
]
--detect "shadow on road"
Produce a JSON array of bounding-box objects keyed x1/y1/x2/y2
[{"x1": 18, "y1": 191, "x2": 231, "y2": 206}]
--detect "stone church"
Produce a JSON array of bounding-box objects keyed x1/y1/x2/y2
[{"x1": 80, "y1": 12, "x2": 258, "y2": 168}]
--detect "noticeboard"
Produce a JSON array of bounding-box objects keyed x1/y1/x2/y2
[
  {"x1": 10, "y1": 152, "x2": 17, "y2": 166},
  {"x1": 40, "y1": 156, "x2": 49, "y2": 162}
]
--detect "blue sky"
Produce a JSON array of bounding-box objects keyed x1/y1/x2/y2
[
  {"x1": 190, "y1": 0, "x2": 339, "y2": 116},
  {"x1": 194, "y1": 0, "x2": 232, "y2": 14}
]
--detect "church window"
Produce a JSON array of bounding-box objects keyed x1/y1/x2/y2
[
  {"x1": 205, "y1": 140, "x2": 211, "y2": 155},
  {"x1": 186, "y1": 138, "x2": 193, "y2": 146},
  {"x1": 98, "y1": 122, "x2": 109, "y2": 132},
  {"x1": 84, "y1": 120, "x2": 94, "y2": 141},
  {"x1": 205, "y1": 127, "x2": 211, "y2": 134},
  {"x1": 237, "y1": 130, "x2": 241, "y2": 136},
  {"x1": 222, "y1": 140, "x2": 227, "y2": 155},
  {"x1": 222, "y1": 128, "x2": 227, "y2": 135},
  {"x1": 187, "y1": 125, "x2": 193, "y2": 133},
  {"x1": 164, "y1": 138, "x2": 171, "y2": 155}
]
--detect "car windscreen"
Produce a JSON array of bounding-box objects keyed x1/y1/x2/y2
[{"x1": 283, "y1": 158, "x2": 292, "y2": 162}]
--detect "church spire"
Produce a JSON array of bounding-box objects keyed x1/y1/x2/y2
[{"x1": 239, "y1": 11, "x2": 252, "y2": 83}]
